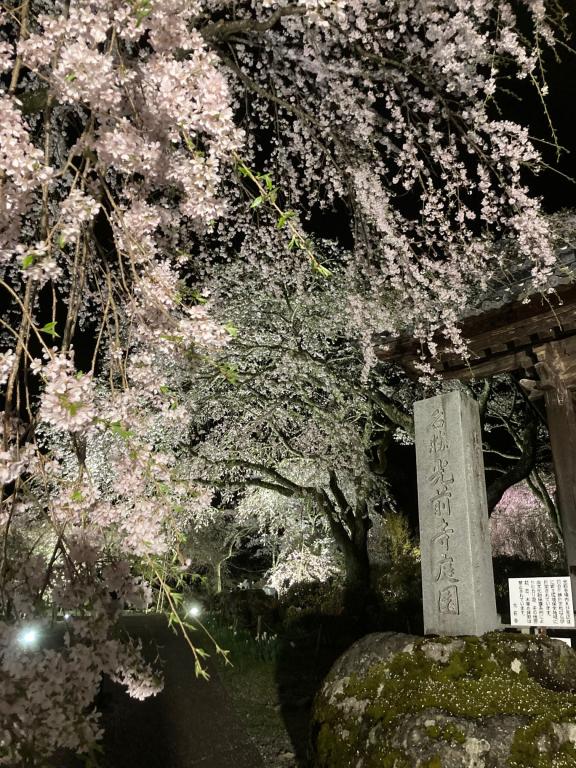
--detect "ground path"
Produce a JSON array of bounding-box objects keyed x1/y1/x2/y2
[{"x1": 88, "y1": 614, "x2": 264, "y2": 768}]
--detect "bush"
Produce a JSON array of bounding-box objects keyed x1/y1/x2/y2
[
  {"x1": 203, "y1": 615, "x2": 280, "y2": 670},
  {"x1": 210, "y1": 588, "x2": 281, "y2": 634},
  {"x1": 369, "y1": 511, "x2": 422, "y2": 621},
  {"x1": 279, "y1": 579, "x2": 346, "y2": 626}
]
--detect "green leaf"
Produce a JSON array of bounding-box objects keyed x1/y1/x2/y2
[
  {"x1": 182, "y1": 620, "x2": 200, "y2": 632},
  {"x1": 195, "y1": 659, "x2": 210, "y2": 680},
  {"x1": 182, "y1": 133, "x2": 196, "y2": 152},
  {"x1": 276, "y1": 210, "x2": 295, "y2": 229},
  {"x1": 250, "y1": 196, "x2": 264, "y2": 209},
  {"x1": 64, "y1": 73, "x2": 77, "y2": 82},
  {"x1": 312, "y1": 260, "x2": 332, "y2": 278},
  {"x1": 159, "y1": 334, "x2": 185, "y2": 344},
  {"x1": 167, "y1": 611, "x2": 179, "y2": 633},
  {"x1": 179, "y1": 287, "x2": 208, "y2": 305},
  {"x1": 108, "y1": 421, "x2": 134, "y2": 440},
  {"x1": 134, "y1": 0, "x2": 152, "y2": 26},
  {"x1": 288, "y1": 235, "x2": 303, "y2": 250},
  {"x1": 219, "y1": 363, "x2": 238, "y2": 384},
  {"x1": 22, "y1": 252, "x2": 36, "y2": 269},
  {"x1": 224, "y1": 322, "x2": 239, "y2": 338},
  {"x1": 40, "y1": 321, "x2": 60, "y2": 338},
  {"x1": 57, "y1": 234, "x2": 67, "y2": 248}
]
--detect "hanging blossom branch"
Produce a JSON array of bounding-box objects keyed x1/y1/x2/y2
[
  {"x1": 236, "y1": 159, "x2": 332, "y2": 276},
  {"x1": 0, "y1": 1, "x2": 241, "y2": 762}
]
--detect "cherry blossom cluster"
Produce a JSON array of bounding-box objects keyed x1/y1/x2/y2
[
  {"x1": 182, "y1": 262, "x2": 417, "y2": 600},
  {"x1": 0, "y1": 351, "x2": 15, "y2": 386},
  {"x1": 0, "y1": 444, "x2": 35, "y2": 487},
  {"x1": 18, "y1": 1, "x2": 240, "y2": 234},
  {"x1": 35, "y1": 353, "x2": 97, "y2": 435},
  {"x1": 0, "y1": 574, "x2": 160, "y2": 764},
  {"x1": 267, "y1": 549, "x2": 342, "y2": 594},
  {"x1": 17, "y1": 241, "x2": 62, "y2": 286},
  {"x1": 490, "y1": 480, "x2": 564, "y2": 564},
  {"x1": 206, "y1": 0, "x2": 561, "y2": 353},
  {"x1": 58, "y1": 190, "x2": 101, "y2": 244},
  {"x1": 0, "y1": 1, "x2": 240, "y2": 759},
  {"x1": 0, "y1": 95, "x2": 53, "y2": 263}
]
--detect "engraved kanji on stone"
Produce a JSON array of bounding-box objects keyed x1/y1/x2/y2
[
  {"x1": 429, "y1": 430, "x2": 449, "y2": 455},
  {"x1": 428, "y1": 457, "x2": 454, "y2": 494},
  {"x1": 431, "y1": 495, "x2": 451, "y2": 517},
  {"x1": 432, "y1": 520, "x2": 454, "y2": 552},
  {"x1": 430, "y1": 408, "x2": 445, "y2": 429},
  {"x1": 434, "y1": 555, "x2": 459, "y2": 583},
  {"x1": 415, "y1": 391, "x2": 498, "y2": 635},
  {"x1": 438, "y1": 585, "x2": 460, "y2": 615}
]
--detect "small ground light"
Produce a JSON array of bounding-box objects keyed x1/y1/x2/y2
[
  {"x1": 63, "y1": 613, "x2": 71, "y2": 621},
  {"x1": 187, "y1": 604, "x2": 202, "y2": 618},
  {"x1": 18, "y1": 627, "x2": 39, "y2": 648}
]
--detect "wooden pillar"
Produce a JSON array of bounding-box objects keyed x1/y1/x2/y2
[{"x1": 534, "y1": 338, "x2": 576, "y2": 596}]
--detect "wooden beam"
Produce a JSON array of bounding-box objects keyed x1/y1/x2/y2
[
  {"x1": 534, "y1": 339, "x2": 576, "y2": 596},
  {"x1": 391, "y1": 348, "x2": 536, "y2": 381},
  {"x1": 441, "y1": 351, "x2": 536, "y2": 380},
  {"x1": 375, "y1": 284, "x2": 576, "y2": 369}
]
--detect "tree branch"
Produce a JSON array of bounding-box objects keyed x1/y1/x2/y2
[
  {"x1": 201, "y1": 5, "x2": 306, "y2": 42},
  {"x1": 243, "y1": 478, "x2": 300, "y2": 498},
  {"x1": 328, "y1": 470, "x2": 356, "y2": 533},
  {"x1": 527, "y1": 469, "x2": 562, "y2": 540},
  {"x1": 485, "y1": 408, "x2": 538, "y2": 513},
  {"x1": 196, "y1": 455, "x2": 320, "y2": 497},
  {"x1": 371, "y1": 389, "x2": 414, "y2": 436}
]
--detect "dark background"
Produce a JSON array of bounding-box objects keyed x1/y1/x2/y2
[{"x1": 509, "y1": 7, "x2": 576, "y2": 212}]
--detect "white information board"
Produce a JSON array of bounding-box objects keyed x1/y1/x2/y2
[{"x1": 509, "y1": 577, "x2": 575, "y2": 627}]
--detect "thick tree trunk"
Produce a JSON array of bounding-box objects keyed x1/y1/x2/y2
[
  {"x1": 342, "y1": 537, "x2": 371, "y2": 594},
  {"x1": 320, "y1": 483, "x2": 375, "y2": 618},
  {"x1": 340, "y1": 521, "x2": 374, "y2": 618}
]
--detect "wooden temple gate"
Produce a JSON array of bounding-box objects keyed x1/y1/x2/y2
[{"x1": 375, "y1": 277, "x2": 576, "y2": 594}]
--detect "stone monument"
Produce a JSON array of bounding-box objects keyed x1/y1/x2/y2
[{"x1": 414, "y1": 390, "x2": 499, "y2": 636}]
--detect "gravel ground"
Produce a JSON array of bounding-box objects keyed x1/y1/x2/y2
[{"x1": 216, "y1": 658, "x2": 303, "y2": 768}]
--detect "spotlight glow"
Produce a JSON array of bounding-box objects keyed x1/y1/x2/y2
[
  {"x1": 18, "y1": 627, "x2": 39, "y2": 647},
  {"x1": 187, "y1": 604, "x2": 202, "y2": 618},
  {"x1": 63, "y1": 613, "x2": 71, "y2": 621}
]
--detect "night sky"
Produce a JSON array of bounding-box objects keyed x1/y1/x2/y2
[{"x1": 511, "y1": 8, "x2": 576, "y2": 212}]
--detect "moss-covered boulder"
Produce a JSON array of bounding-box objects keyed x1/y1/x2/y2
[{"x1": 310, "y1": 631, "x2": 576, "y2": 768}]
